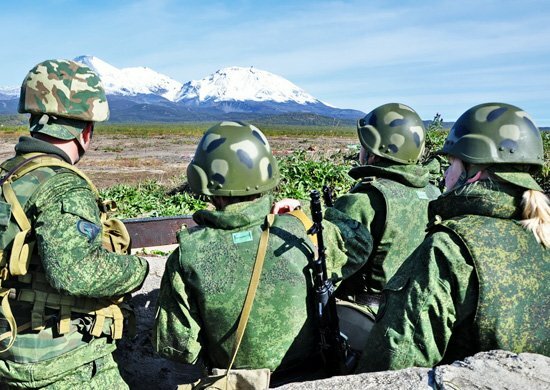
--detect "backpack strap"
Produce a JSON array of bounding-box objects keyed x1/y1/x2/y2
[
  {"x1": 2, "y1": 181, "x2": 33, "y2": 277},
  {"x1": 0, "y1": 154, "x2": 128, "y2": 352},
  {"x1": 224, "y1": 214, "x2": 274, "y2": 384},
  {"x1": 6, "y1": 153, "x2": 99, "y2": 196},
  {"x1": 288, "y1": 209, "x2": 318, "y2": 246},
  {"x1": 0, "y1": 288, "x2": 17, "y2": 352}
]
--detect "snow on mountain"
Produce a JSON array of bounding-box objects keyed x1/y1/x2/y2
[
  {"x1": 74, "y1": 55, "x2": 183, "y2": 101},
  {"x1": 0, "y1": 57, "x2": 362, "y2": 120},
  {"x1": 0, "y1": 86, "x2": 19, "y2": 99},
  {"x1": 177, "y1": 66, "x2": 319, "y2": 105}
]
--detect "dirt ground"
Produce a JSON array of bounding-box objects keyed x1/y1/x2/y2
[{"x1": 0, "y1": 132, "x2": 358, "y2": 189}]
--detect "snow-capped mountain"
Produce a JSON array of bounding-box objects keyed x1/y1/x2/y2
[
  {"x1": 0, "y1": 86, "x2": 19, "y2": 100},
  {"x1": 0, "y1": 56, "x2": 364, "y2": 122},
  {"x1": 74, "y1": 55, "x2": 183, "y2": 101},
  {"x1": 177, "y1": 66, "x2": 320, "y2": 105}
]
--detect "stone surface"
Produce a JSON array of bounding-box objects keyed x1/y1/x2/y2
[
  {"x1": 279, "y1": 368, "x2": 432, "y2": 389},
  {"x1": 434, "y1": 350, "x2": 550, "y2": 390}
]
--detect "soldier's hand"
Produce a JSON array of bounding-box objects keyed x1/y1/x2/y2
[{"x1": 272, "y1": 198, "x2": 301, "y2": 214}]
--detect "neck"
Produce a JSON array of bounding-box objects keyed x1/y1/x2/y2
[{"x1": 33, "y1": 134, "x2": 80, "y2": 164}]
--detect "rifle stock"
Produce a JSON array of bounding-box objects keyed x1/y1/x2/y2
[{"x1": 307, "y1": 190, "x2": 357, "y2": 375}]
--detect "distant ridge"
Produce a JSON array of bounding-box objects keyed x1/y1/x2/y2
[{"x1": 0, "y1": 56, "x2": 364, "y2": 123}]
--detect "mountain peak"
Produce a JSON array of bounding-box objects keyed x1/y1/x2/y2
[
  {"x1": 74, "y1": 55, "x2": 182, "y2": 101},
  {"x1": 177, "y1": 66, "x2": 319, "y2": 105},
  {"x1": 0, "y1": 56, "x2": 362, "y2": 120}
]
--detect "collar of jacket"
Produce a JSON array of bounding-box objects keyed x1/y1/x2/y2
[
  {"x1": 348, "y1": 161, "x2": 431, "y2": 188},
  {"x1": 429, "y1": 180, "x2": 524, "y2": 221},
  {"x1": 14, "y1": 136, "x2": 72, "y2": 163},
  {"x1": 193, "y1": 194, "x2": 273, "y2": 230}
]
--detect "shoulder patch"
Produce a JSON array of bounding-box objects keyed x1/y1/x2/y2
[
  {"x1": 76, "y1": 220, "x2": 101, "y2": 242},
  {"x1": 232, "y1": 230, "x2": 253, "y2": 244}
]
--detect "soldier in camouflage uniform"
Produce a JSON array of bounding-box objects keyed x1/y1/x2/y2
[
  {"x1": 0, "y1": 60, "x2": 149, "y2": 388},
  {"x1": 333, "y1": 103, "x2": 441, "y2": 314},
  {"x1": 153, "y1": 122, "x2": 372, "y2": 385},
  {"x1": 357, "y1": 102, "x2": 549, "y2": 373}
]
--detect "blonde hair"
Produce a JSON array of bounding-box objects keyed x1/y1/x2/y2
[{"x1": 520, "y1": 190, "x2": 550, "y2": 248}]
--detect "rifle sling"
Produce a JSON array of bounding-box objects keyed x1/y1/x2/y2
[{"x1": 225, "y1": 214, "x2": 275, "y2": 380}]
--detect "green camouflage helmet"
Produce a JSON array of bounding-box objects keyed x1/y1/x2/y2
[
  {"x1": 187, "y1": 121, "x2": 280, "y2": 196},
  {"x1": 440, "y1": 103, "x2": 544, "y2": 167},
  {"x1": 357, "y1": 103, "x2": 426, "y2": 164},
  {"x1": 18, "y1": 59, "x2": 109, "y2": 140}
]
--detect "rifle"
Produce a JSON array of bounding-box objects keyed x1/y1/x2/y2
[
  {"x1": 322, "y1": 185, "x2": 334, "y2": 207},
  {"x1": 307, "y1": 189, "x2": 357, "y2": 375}
]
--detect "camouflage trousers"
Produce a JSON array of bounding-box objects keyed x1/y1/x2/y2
[{"x1": 0, "y1": 354, "x2": 128, "y2": 390}]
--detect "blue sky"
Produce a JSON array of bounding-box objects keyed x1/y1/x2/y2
[{"x1": 2, "y1": 0, "x2": 550, "y2": 125}]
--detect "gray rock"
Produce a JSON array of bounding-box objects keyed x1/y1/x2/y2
[
  {"x1": 279, "y1": 351, "x2": 550, "y2": 390},
  {"x1": 434, "y1": 350, "x2": 550, "y2": 390},
  {"x1": 278, "y1": 368, "x2": 432, "y2": 389}
]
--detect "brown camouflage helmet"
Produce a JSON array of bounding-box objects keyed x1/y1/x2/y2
[
  {"x1": 18, "y1": 59, "x2": 109, "y2": 140},
  {"x1": 440, "y1": 103, "x2": 544, "y2": 168},
  {"x1": 187, "y1": 121, "x2": 280, "y2": 196},
  {"x1": 357, "y1": 103, "x2": 426, "y2": 164}
]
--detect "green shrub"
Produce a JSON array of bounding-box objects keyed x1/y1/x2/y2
[
  {"x1": 100, "y1": 148, "x2": 358, "y2": 218},
  {"x1": 100, "y1": 129, "x2": 548, "y2": 219},
  {"x1": 100, "y1": 180, "x2": 206, "y2": 218},
  {"x1": 276, "y1": 148, "x2": 356, "y2": 200}
]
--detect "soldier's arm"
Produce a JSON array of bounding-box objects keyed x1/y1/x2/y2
[
  {"x1": 322, "y1": 207, "x2": 373, "y2": 280},
  {"x1": 153, "y1": 249, "x2": 202, "y2": 363},
  {"x1": 355, "y1": 231, "x2": 477, "y2": 372},
  {"x1": 332, "y1": 191, "x2": 381, "y2": 229},
  {"x1": 32, "y1": 172, "x2": 148, "y2": 297}
]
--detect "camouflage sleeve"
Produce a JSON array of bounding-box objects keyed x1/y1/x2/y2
[
  {"x1": 323, "y1": 207, "x2": 373, "y2": 280},
  {"x1": 32, "y1": 172, "x2": 148, "y2": 297},
  {"x1": 356, "y1": 231, "x2": 477, "y2": 372},
  {"x1": 153, "y1": 248, "x2": 202, "y2": 364},
  {"x1": 332, "y1": 191, "x2": 384, "y2": 233}
]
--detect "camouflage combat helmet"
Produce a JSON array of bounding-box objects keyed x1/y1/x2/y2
[
  {"x1": 357, "y1": 103, "x2": 426, "y2": 164},
  {"x1": 440, "y1": 103, "x2": 544, "y2": 167},
  {"x1": 187, "y1": 121, "x2": 280, "y2": 196},
  {"x1": 18, "y1": 59, "x2": 109, "y2": 140}
]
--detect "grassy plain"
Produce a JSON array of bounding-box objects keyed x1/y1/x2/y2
[{"x1": 0, "y1": 123, "x2": 548, "y2": 218}]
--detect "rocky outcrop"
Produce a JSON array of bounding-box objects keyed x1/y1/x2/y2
[{"x1": 279, "y1": 351, "x2": 550, "y2": 389}]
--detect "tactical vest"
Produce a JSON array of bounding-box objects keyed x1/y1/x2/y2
[
  {"x1": 438, "y1": 216, "x2": 549, "y2": 355},
  {"x1": 0, "y1": 153, "x2": 131, "y2": 358},
  {"x1": 353, "y1": 177, "x2": 440, "y2": 294},
  {"x1": 173, "y1": 211, "x2": 319, "y2": 371}
]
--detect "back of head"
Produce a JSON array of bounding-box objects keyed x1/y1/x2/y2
[
  {"x1": 441, "y1": 102, "x2": 544, "y2": 168},
  {"x1": 357, "y1": 103, "x2": 426, "y2": 165},
  {"x1": 18, "y1": 59, "x2": 109, "y2": 140},
  {"x1": 440, "y1": 102, "x2": 544, "y2": 191},
  {"x1": 187, "y1": 121, "x2": 280, "y2": 196},
  {"x1": 441, "y1": 102, "x2": 549, "y2": 247}
]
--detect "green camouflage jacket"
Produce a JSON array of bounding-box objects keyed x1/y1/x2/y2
[
  {"x1": 333, "y1": 162, "x2": 440, "y2": 305},
  {"x1": 357, "y1": 181, "x2": 549, "y2": 373},
  {"x1": 0, "y1": 137, "x2": 148, "y2": 387},
  {"x1": 153, "y1": 195, "x2": 371, "y2": 375}
]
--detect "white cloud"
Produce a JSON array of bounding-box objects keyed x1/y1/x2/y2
[{"x1": 1, "y1": 0, "x2": 549, "y2": 124}]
